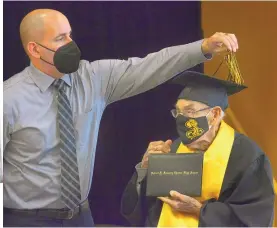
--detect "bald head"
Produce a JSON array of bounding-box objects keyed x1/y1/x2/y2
[
  {"x1": 20, "y1": 9, "x2": 69, "y2": 54},
  {"x1": 20, "y1": 9, "x2": 74, "y2": 78}
]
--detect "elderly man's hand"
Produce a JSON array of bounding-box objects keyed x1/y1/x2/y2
[
  {"x1": 202, "y1": 32, "x2": 238, "y2": 55},
  {"x1": 158, "y1": 190, "x2": 202, "y2": 216},
  {"x1": 141, "y1": 140, "x2": 172, "y2": 168}
]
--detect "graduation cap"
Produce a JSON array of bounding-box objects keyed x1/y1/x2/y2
[{"x1": 172, "y1": 52, "x2": 247, "y2": 110}]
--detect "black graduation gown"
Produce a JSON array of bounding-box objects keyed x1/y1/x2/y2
[{"x1": 120, "y1": 132, "x2": 275, "y2": 227}]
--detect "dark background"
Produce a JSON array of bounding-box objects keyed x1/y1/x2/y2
[{"x1": 3, "y1": 1, "x2": 203, "y2": 225}]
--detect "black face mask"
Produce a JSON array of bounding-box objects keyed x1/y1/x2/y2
[
  {"x1": 176, "y1": 115, "x2": 210, "y2": 145},
  {"x1": 37, "y1": 41, "x2": 81, "y2": 74}
]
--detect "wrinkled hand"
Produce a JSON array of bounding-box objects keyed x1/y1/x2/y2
[
  {"x1": 202, "y1": 32, "x2": 238, "y2": 55},
  {"x1": 158, "y1": 190, "x2": 202, "y2": 216},
  {"x1": 141, "y1": 140, "x2": 172, "y2": 168}
]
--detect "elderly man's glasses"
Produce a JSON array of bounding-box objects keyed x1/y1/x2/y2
[{"x1": 171, "y1": 107, "x2": 211, "y2": 118}]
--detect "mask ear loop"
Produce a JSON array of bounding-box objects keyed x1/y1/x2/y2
[{"x1": 205, "y1": 109, "x2": 212, "y2": 118}]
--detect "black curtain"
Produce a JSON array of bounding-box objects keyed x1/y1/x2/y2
[{"x1": 3, "y1": 1, "x2": 203, "y2": 225}]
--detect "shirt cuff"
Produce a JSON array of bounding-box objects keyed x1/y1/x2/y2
[
  {"x1": 135, "y1": 162, "x2": 147, "y2": 183},
  {"x1": 204, "y1": 53, "x2": 213, "y2": 60},
  {"x1": 185, "y1": 39, "x2": 213, "y2": 63}
]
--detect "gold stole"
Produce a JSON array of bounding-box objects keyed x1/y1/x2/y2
[{"x1": 157, "y1": 121, "x2": 235, "y2": 227}]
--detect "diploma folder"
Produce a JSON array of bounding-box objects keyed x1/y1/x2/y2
[{"x1": 146, "y1": 153, "x2": 203, "y2": 197}]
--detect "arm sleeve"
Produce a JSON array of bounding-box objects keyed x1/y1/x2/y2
[
  {"x1": 90, "y1": 40, "x2": 210, "y2": 105},
  {"x1": 3, "y1": 108, "x2": 13, "y2": 155},
  {"x1": 2, "y1": 109, "x2": 13, "y2": 182},
  {"x1": 199, "y1": 154, "x2": 275, "y2": 227},
  {"x1": 120, "y1": 163, "x2": 147, "y2": 226}
]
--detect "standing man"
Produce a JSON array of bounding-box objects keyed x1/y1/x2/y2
[{"x1": 3, "y1": 9, "x2": 238, "y2": 227}]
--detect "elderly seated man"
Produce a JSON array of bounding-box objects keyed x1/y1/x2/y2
[{"x1": 120, "y1": 70, "x2": 275, "y2": 227}]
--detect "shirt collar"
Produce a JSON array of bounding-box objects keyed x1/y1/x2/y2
[{"x1": 29, "y1": 63, "x2": 72, "y2": 92}]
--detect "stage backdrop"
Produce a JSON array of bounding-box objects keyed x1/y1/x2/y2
[
  {"x1": 201, "y1": 1, "x2": 277, "y2": 225},
  {"x1": 3, "y1": 2, "x2": 202, "y2": 225}
]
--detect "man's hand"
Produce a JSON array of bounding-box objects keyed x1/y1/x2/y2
[
  {"x1": 158, "y1": 190, "x2": 202, "y2": 216},
  {"x1": 202, "y1": 32, "x2": 238, "y2": 55},
  {"x1": 141, "y1": 140, "x2": 172, "y2": 168}
]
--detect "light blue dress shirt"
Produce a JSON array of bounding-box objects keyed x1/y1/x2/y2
[{"x1": 3, "y1": 40, "x2": 209, "y2": 209}]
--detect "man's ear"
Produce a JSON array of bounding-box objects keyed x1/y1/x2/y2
[
  {"x1": 27, "y1": 42, "x2": 41, "y2": 59},
  {"x1": 210, "y1": 106, "x2": 222, "y2": 125}
]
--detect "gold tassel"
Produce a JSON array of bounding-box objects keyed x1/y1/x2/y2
[{"x1": 224, "y1": 52, "x2": 244, "y2": 85}]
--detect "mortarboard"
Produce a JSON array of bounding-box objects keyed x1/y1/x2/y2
[{"x1": 171, "y1": 52, "x2": 247, "y2": 110}]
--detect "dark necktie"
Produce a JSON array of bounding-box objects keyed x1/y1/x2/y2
[{"x1": 53, "y1": 79, "x2": 81, "y2": 209}]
